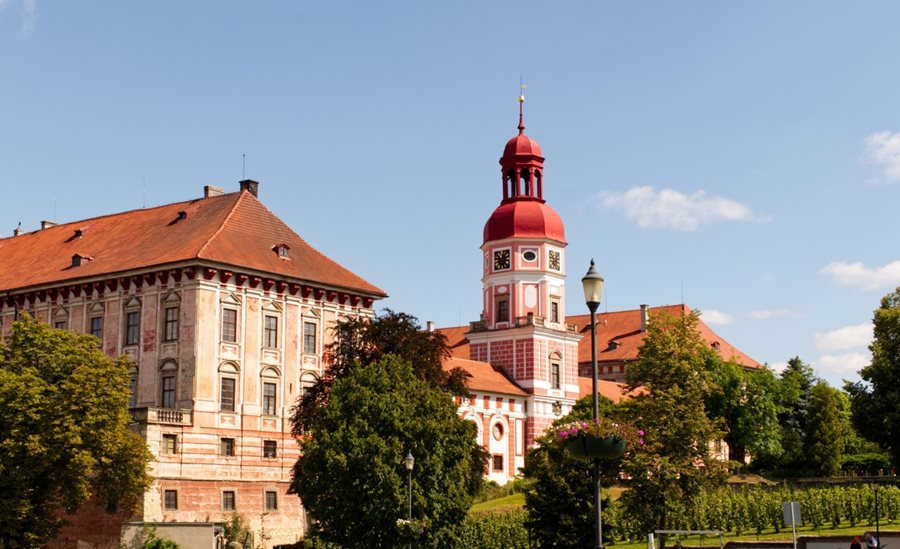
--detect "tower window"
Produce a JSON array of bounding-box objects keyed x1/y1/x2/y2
[
  {"x1": 535, "y1": 170, "x2": 542, "y2": 198},
  {"x1": 550, "y1": 299, "x2": 560, "y2": 323},
  {"x1": 551, "y1": 362, "x2": 561, "y2": 389},
  {"x1": 521, "y1": 168, "x2": 530, "y2": 196},
  {"x1": 496, "y1": 297, "x2": 509, "y2": 323}
]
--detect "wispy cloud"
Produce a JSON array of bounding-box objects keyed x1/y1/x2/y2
[
  {"x1": 700, "y1": 309, "x2": 734, "y2": 326},
  {"x1": 769, "y1": 361, "x2": 789, "y2": 374},
  {"x1": 594, "y1": 186, "x2": 766, "y2": 231},
  {"x1": 814, "y1": 323, "x2": 873, "y2": 353},
  {"x1": 864, "y1": 130, "x2": 900, "y2": 182},
  {"x1": 820, "y1": 260, "x2": 900, "y2": 291},
  {"x1": 0, "y1": 0, "x2": 37, "y2": 31},
  {"x1": 748, "y1": 308, "x2": 801, "y2": 320},
  {"x1": 814, "y1": 352, "x2": 869, "y2": 377}
]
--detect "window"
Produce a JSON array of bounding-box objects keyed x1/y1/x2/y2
[
  {"x1": 492, "y1": 423, "x2": 504, "y2": 441},
  {"x1": 221, "y1": 438, "x2": 235, "y2": 457},
  {"x1": 303, "y1": 322, "x2": 317, "y2": 354},
  {"x1": 162, "y1": 434, "x2": 177, "y2": 455},
  {"x1": 54, "y1": 320, "x2": 67, "y2": 330},
  {"x1": 220, "y1": 377, "x2": 236, "y2": 412},
  {"x1": 492, "y1": 454, "x2": 504, "y2": 472},
  {"x1": 264, "y1": 315, "x2": 278, "y2": 348},
  {"x1": 125, "y1": 311, "x2": 140, "y2": 346},
  {"x1": 164, "y1": 490, "x2": 178, "y2": 510},
  {"x1": 90, "y1": 316, "x2": 103, "y2": 342},
  {"x1": 222, "y1": 490, "x2": 236, "y2": 511},
  {"x1": 222, "y1": 308, "x2": 237, "y2": 342},
  {"x1": 265, "y1": 490, "x2": 278, "y2": 511},
  {"x1": 300, "y1": 373, "x2": 318, "y2": 401},
  {"x1": 161, "y1": 374, "x2": 176, "y2": 408},
  {"x1": 263, "y1": 382, "x2": 277, "y2": 415},
  {"x1": 550, "y1": 299, "x2": 560, "y2": 323},
  {"x1": 551, "y1": 362, "x2": 561, "y2": 389},
  {"x1": 496, "y1": 298, "x2": 509, "y2": 323},
  {"x1": 263, "y1": 440, "x2": 277, "y2": 459},
  {"x1": 129, "y1": 371, "x2": 138, "y2": 407},
  {"x1": 163, "y1": 306, "x2": 179, "y2": 342}
]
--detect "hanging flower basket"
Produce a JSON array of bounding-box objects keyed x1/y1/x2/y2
[
  {"x1": 396, "y1": 518, "x2": 428, "y2": 539},
  {"x1": 554, "y1": 419, "x2": 643, "y2": 461},
  {"x1": 564, "y1": 433, "x2": 627, "y2": 460}
]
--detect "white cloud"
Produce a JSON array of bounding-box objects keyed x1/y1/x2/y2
[
  {"x1": 814, "y1": 352, "x2": 870, "y2": 377},
  {"x1": 820, "y1": 260, "x2": 900, "y2": 291},
  {"x1": 814, "y1": 323, "x2": 873, "y2": 352},
  {"x1": 699, "y1": 309, "x2": 734, "y2": 326},
  {"x1": 748, "y1": 308, "x2": 801, "y2": 320},
  {"x1": 594, "y1": 186, "x2": 765, "y2": 231},
  {"x1": 768, "y1": 361, "x2": 789, "y2": 374},
  {"x1": 864, "y1": 130, "x2": 900, "y2": 182}
]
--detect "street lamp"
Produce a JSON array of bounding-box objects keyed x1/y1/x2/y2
[
  {"x1": 582, "y1": 259, "x2": 605, "y2": 549},
  {"x1": 404, "y1": 451, "x2": 415, "y2": 549},
  {"x1": 874, "y1": 481, "x2": 881, "y2": 549}
]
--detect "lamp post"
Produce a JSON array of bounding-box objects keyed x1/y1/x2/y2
[
  {"x1": 582, "y1": 259, "x2": 605, "y2": 549},
  {"x1": 874, "y1": 481, "x2": 881, "y2": 549},
  {"x1": 404, "y1": 451, "x2": 415, "y2": 549}
]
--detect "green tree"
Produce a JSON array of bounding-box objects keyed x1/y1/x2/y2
[
  {"x1": 619, "y1": 310, "x2": 728, "y2": 534},
  {"x1": 705, "y1": 358, "x2": 782, "y2": 465},
  {"x1": 846, "y1": 287, "x2": 900, "y2": 469},
  {"x1": 767, "y1": 356, "x2": 817, "y2": 471},
  {"x1": 0, "y1": 315, "x2": 153, "y2": 548},
  {"x1": 521, "y1": 394, "x2": 622, "y2": 548},
  {"x1": 804, "y1": 381, "x2": 846, "y2": 476},
  {"x1": 291, "y1": 310, "x2": 467, "y2": 434},
  {"x1": 290, "y1": 355, "x2": 484, "y2": 548}
]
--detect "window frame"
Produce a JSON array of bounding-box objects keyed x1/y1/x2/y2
[
  {"x1": 160, "y1": 372, "x2": 176, "y2": 409},
  {"x1": 222, "y1": 308, "x2": 237, "y2": 343},
  {"x1": 222, "y1": 490, "x2": 236, "y2": 512},
  {"x1": 220, "y1": 376, "x2": 236, "y2": 412},
  {"x1": 303, "y1": 321, "x2": 317, "y2": 354},
  {"x1": 492, "y1": 454, "x2": 504, "y2": 472},
  {"x1": 90, "y1": 316, "x2": 103, "y2": 342},
  {"x1": 164, "y1": 490, "x2": 178, "y2": 510},
  {"x1": 163, "y1": 306, "x2": 179, "y2": 342},
  {"x1": 263, "y1": 440, "x2": 277, "y2": 459},
  {"x1": 124, "y1": 310, "x2": 140, "y2": 346},
  {"x1": 550, "y1": 362, "x2": 561, "y2": 390},
  {"x1": 162, "y1": 434, "x2": 177, "y2": 455},
  {"x1": 496, "y1": 297, "x2": 509, "y2": 323},
  {"x1": 550, "y1": 298, "x2": 560, "y2": 323},
  {"x1": 221, "y1": 437, "x2": 236, "y2": 457},
  {"x1": 262, "y1": 381, "x2": 277, "y2": 416},
  {"x1": 264, "y1": 315, "x2": 278, "y2": 348},
  {"x1": 265, "y1": 490, "x2": 278, "y2": 511}
]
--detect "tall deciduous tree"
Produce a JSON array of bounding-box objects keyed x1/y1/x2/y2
[
  {"x1": 290, "y1": 355, "x2": 484, "y2": 548},
  {"x1": 0, "y1": 315, "x2": 153, "y2": 547},
  {"x1": 705, "y1": 358, "x2": 782, "y2": 465},
  {"x1": 846, "y1": 287, "x2": 900, "y2": 469},
  {"x1": 619, "y1": 310, "x2": 727, "y2": 533}
]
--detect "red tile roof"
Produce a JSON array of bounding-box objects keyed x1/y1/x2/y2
[
  {"x1": 445, "y1": 357, "x2": 527, "y2": 396},
  {"x1": 576, "y1": 377, "x2": 637, "y2": 403},
  {"x1": 568, "y1": 305, "x2": 759, "y2": 368},
  {"x1": 436, "y1": 304, "x2": 758, "y2": 369},
  {"x1": 0, "y1": 191, "x2": 385, "y2": 297}
]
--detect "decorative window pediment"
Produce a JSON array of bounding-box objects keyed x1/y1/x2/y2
[
  {"x1": 162, "y1": 290, "x2": 181, "y2": 305},
  {"x1": 220, "y1": 293, "x2": 242, "y2": 306},
  {"x1": 123, "y1": 296, "x2": 142, "y2": 310}
]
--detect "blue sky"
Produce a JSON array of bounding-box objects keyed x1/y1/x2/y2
[{"x1": 3, "y1": 1, "x2": 900, "y2": 387}]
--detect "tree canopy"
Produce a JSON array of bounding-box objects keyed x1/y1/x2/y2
[
  {"x1": 619, "y1": 309, "x2": 727, "y2": 533},
  {"x1": 290, "y1": 355, "x2": 484, "y2": 548},
  {"x1": 291, "y1": 310, "x2": 467, "y2": 434},
  {"x1": 846, "y1": 287, "x2": 900, "y2": 469},
  {"x1": 0, "y1": 315, "x2": 152, "y2": 547}
]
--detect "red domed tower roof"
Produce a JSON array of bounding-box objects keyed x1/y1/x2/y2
[{"x1": 483, "y1": 95, "x2": 566, "y2": 245}]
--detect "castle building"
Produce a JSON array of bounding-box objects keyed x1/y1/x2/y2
[
  {"x1": 0, "y1": 182, "x2": 386, "y2": 547},
  {"x1": 0, "y1": 101, "x2": 758, "y2": 547}
]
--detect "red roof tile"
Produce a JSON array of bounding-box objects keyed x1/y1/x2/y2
[
  {"x1": 576, "y1": 377, "x2": 637, "y2": 403},
  {"x1": 436, "y1": 304, "x2": 758, "y2": 371},
  {"x1": 445, "y1": 356, "x2": 526, "y2": 396},
  {"x1": 0, "y1": 191, "x2": 385, "y2": 297}
]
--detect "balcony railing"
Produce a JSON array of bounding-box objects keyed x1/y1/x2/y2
[
  {"x1": 131, "y1": 407, "x2": 193, "y2": 426},
  {"x1": 469, "y1": 315, "x2": 578, "y2": 334}
]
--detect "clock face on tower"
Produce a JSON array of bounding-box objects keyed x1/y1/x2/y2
[
  {"x1": 549, "y1": 250, "x2": 561, "y2": 271},
  {"x1": 493, "y1": 249, "x2": 511, "y2": 271}
]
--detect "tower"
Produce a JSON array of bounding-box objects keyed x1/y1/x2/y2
[{"x1": 467, "y1": 96, "x2": 582, "y2": 447}]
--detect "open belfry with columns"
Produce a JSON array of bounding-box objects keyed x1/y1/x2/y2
[{"x1": 0, "y1": 97, "x2": 758, "y2": 548}]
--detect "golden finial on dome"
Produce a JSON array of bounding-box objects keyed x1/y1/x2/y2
[{"x1": 518, "y1": 80, "x2": 527, "y2": 134}]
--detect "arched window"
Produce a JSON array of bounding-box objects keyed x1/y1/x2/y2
[
  {"x1": 534, "y1": 170, "x2": 542, "y2": 198},
  {"x1": 507, "y1": 169, "x2": 516, "y2": 197},
  {"x1": 160, "y1": 361, "x2": 178, "y2": 409},
  {"x1": 520, "y1": 168, "x2": 530, "y2": 196},
  {"x1": 219, "y1": 362, "x2": 240, "y2": 412},
  {"x1": 300, "y1": 371, "x2": 318, "y2": 400}
]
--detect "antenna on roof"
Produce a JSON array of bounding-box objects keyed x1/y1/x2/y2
[{"x1": 242, "y1": 154, "x2": 246, "y2": 179}]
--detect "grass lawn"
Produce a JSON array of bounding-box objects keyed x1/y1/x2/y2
[{"x1": 470, "y1": 493, "x2": 525, "y2": 513}]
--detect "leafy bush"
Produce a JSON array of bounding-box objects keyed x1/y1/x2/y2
[{"x1": 458, "y1": 509, "x2": 529, "y2": 548}]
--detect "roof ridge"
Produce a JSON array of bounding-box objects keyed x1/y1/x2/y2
[{"x1": 196, "y1": 191, "x2": 247, "y2": 258}]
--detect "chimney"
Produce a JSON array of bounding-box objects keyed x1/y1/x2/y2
[
  {"x1": 426, "y1": 321, "x2": 435, "y2": 332},
  {"x1": 204, "y1": 185, "x2": 224, "y2": 198},
  {"x1": 239, "y1": 179, "x2": 259, "y2": 197},
  {"x1": 640, "y1": 304, "x2": 649, "y2": 332},
  {"x1": 13, "y1": 223, "x2": 21, "y2": 236},
  {"x1": 40, "y1": 220, "x2": 57, "y2": 230}
]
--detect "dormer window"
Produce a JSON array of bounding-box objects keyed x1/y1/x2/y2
[
  {"x1": 176, "y1": 211, "x2": 187, "y2": 221},
  {"x1": 273, "y1": 244, "x2": 290, "y2": 259},
  {"x1": 711, "y1": 341, "x2": 721, "y2": 351},
  {"x1": 73, "y1": 229, "x2": 83, "y2": 238},
  {"x1": 72, "y1": 255, "x2": 82, "y2": 267},
  {"x1": 606, "y1": 340, "x2": 621, "y2": 351}
]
